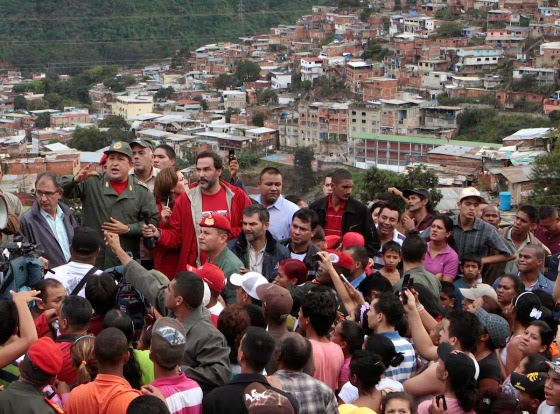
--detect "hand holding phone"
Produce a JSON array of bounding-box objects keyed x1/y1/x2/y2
[
  {"x1": 436, "y1": 394, "x2": 447, "y2": 411},
  {"x1": 401, "y1": 274, "x2": 410, "y2": 305}
]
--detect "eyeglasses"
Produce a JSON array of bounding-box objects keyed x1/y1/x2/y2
[{"x1": 36, "y1": 190, "x2": 59, "y2": 198}]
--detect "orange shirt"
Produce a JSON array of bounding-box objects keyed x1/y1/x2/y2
[{"x1": 65, "y1": 373, "x2": 142, "y2": 414}]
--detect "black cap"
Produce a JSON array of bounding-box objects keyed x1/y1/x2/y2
[
  {"x1": 71, "y1": 227, "x2": 100, "y2": 254},
  {"x1": 511, "y1": 371, "x2": 547, "y2": 400},
  {"x1": 403, "y1": 188, "x2": 431, "y2": 201}
]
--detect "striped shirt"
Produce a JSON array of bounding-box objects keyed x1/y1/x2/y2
[
  {"x1": 380, "y1": 331, "x2": 417, "y2": 383},
  {"x1": 152, "y1": 372, "x2": 203, "y2": 414},
  {"x1": 324, "y1": 197, "x2": 345, "y2": 236}
]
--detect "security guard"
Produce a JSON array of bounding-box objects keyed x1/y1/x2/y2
[{"x1": 62, "y1": 141, "x2": 159, "y2": 269}]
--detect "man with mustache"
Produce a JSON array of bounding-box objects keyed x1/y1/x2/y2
[{"x1": 143, "y1": 150, "x2": 252, "y2": 272}]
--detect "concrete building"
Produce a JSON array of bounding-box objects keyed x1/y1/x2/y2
[
  {"x1": 298, "y1": 101, "x2": 349, "y2": 150},
  {"x1": 456, "y1": 47, "x2": 504, "y2": 73},
  {"x1": 111, "y1": 96, "x2": 154, "y2": 121},
  {"x1": 270, "y1": 72, "x2": 292, "y2": 90},
  {"x1": 363, "y1": 78, "x2": 399, "y2": 101},
  {"x1": 300, "y1": 57, "x2": 324, "y2": 83},
  {"x1": 222, "y1": 91, "x2": 247, "y2": 109},
  {"x1": 50, "y1": 112, "x2": 90, "y2": 128},
  {"x1": 380, "y1": 99, "x2": 423, "y2": 135},
  {"x1": 348, "y1": 102, "x2": 381, "y2": 136},
  {"x1": 513, "y1": 67, "x2": 557, "y2": 84}
]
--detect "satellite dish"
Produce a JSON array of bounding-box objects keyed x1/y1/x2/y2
[{"x1": 0, "y1": 196, "x2": 8, "y2": 230}]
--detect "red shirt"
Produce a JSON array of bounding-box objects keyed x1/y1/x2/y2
[
  {"x1": 153, "y1": 201, "x2": 180, "y2": 279},
  {"x1": 201, "y1": 186, "x2": 229, "y2": 220},
  {"x1": 324, "y1": 196, "x2": 346, "y2": 236},
  {"x1": 56, "y1": 334, "x2": 79, "y2": 385},
  {"x1": 111, "y1": 180, "x2": 128, "y2": 196},
  {"x1": 535, "y1": 227, "x2": 560, "y2": 255}
]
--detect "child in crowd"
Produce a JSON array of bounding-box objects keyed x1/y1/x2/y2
[
  {"x1": 439, "y1": 281, "x2": 456, "y2": 311},
  {"x1": 454, "y1": 253, "x2": 482, "y2": 309},
  {"x1": 332, "y1": 320, "x2": 364, "y2": 389},
  {"x1": 380, "y1": 392, "x2": 417, "y2": 414},
  {"x1": 375, "y1": 242, "x2": 402, "y2": 286}
]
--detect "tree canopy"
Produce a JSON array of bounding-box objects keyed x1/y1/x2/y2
[
  {"x1": 234, "y1": 60, "x2": 261, "y2": 85},
  {"x1": 529, "y1": 143, "x2": 560, "y2": 207}
]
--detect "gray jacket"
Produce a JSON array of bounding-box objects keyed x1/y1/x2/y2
[
  {"x1": 19, "y1": 201, "x2": 77, "y2": 268},
  {"x1": 124, "y1": 260, "x2": 231, "y2": 393}
]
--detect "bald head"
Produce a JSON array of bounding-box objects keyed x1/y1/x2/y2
[
  {"x1": 277, "y1": 333, "x2": 312, "y2": 371},
  {"x1": 481, "y1": 205, "x2": 501, "y2": 228}
]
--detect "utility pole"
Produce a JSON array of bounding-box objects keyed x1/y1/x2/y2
[{"x1": 238, "y1": 0, "x2": 245, "y2": 30}]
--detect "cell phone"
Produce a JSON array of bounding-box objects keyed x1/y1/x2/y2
[
  {"x1": 312, "y1": 253, "x2": 321, "y2": 262},
  {"x1": 340, "y1": 274, "x2": 350, "y2": 284},
  {"x1": 436, "y1": 394, "x2": 447, "y2": 411},
  {"x1": 401, "y1": 274, "x2": 410, "y2": 304},
  {"x1": 228, "y1": 149, "x2": 235, "y2": 161}
]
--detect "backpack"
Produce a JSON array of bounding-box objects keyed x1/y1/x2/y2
[{"x1": 105, "y1": 265, "x2": 150, "y2": 336}]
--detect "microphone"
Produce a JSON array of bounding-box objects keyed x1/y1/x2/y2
[{"x1": 142, "y1": 212, "x2": 156, "y2": 249}]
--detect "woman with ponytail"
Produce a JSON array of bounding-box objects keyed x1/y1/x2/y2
[
  {"x1": 418, "y1": 343, "x2": 478, "y2": 414},
  {"x1": 338, "y1": 350, "x2": 386, "y2": 413},
  {"x1": 504, "y1": 291, "x2": 543, "y2": 376},
  {"x1": 71, "y1": 335, "x2": 98, "y2": 385},
  {"x1": 338, "y1": 334, "x2": 405, "y2": 404}
]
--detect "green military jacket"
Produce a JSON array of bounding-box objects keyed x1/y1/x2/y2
[{"x1": 62, "y1": 172, "x2": 159, "y2": 269}]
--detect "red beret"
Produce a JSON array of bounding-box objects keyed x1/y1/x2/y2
[
  {"x1": 199, "y1": 214, "x2": 231, "y2": 233},
  {"x1": 342, "y1": 232, "x2": 365, "y2": 248},
  {"x1": 325, "y1": 235, "x2": 342, "y2": 249},
  {"x1": 186, "y1": 263, "x2": 226, "y2": 293},
  {"x1": 27, "y1": 337, "x2": 63, "y2": 375},
  {"x1": 324, "y1": 249, "x2": 354, "y2": 271}
]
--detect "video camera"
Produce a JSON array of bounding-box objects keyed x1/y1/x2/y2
[{"x1": 0, "y1": 238, "x2": 45, "y2": 300}]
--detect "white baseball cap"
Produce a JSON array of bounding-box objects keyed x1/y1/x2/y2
[
  {"x1": 230, "y1": 272, "x2": 269, "y2": 300},
  {"x1": 459, "y1": 187, "x2": 485, "y2": 203}
]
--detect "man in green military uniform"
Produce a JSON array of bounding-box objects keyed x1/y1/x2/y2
[{"x1": 62, "y1": 141, "x2": 159, "y2": 269}]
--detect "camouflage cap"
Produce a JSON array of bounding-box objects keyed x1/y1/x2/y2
[{"x1": 104, "y1": 141, "x2": 133, "y2": 159}]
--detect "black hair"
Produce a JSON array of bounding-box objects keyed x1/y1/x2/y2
[
  {"x1": 349, "y1": 350, "x2": 385, "y2": 392},
  {"x1": 94, "y1": 327, "x2": 129, "y2": 365},
  {"x1": 523, "y1": 354, "x2": 549, "y2": 373},
  {"x1": 499, "y1": 274, "x2": 524, "y2": 297},
  {"x1": 345, "y1": 245, "x2": 369, "y2": 269},
  {"x1": 301, "y1": 288, "x2": 337, "y2": 337},
  {"x1": 60, "y1": 296, "x2": 93, "y2": 331},
  {"x1": 259, "y1": 166, "x2": 281, "y2": 179},
  {"x1": 34, "y1": 278, "x2": 64, "y2": 303},
  {"x1": 292, "y1": 208, "x2": 319, "y2": 230},
  {"x1": 446, "y1": 355, "x2": 478, "y2": 412},
  {"x1": 102, "y1": 310, "x2": 142, "y2": 389},
  {"x1": 196, "y1": 150, "x2": 222, "y2": 169},
  {"x1": 373, "y1": 292, "x2": 405, "y2": 328},
  {"x1": 331, "y1": 168, "x2": 353, "y2": 184},
  {"x1": 285, "y1": 194, "x2": 303, "y2": 205},
  {"x1": 0, "y1": 300, "x2": 18, "y2": 345},
  {"x1": 518, "y1": 204, "x2": 539, "y2": 224},
  {"x1": 358, "y1": 274, "x2": 392, "y2": 302},
  {"x1": 401, "y1": 234, "x2": 426, "y2": 263},
  {"x1": 526, "y1": 320, "x2": 555, "y2": 353},
  {"x1": 243, "y1": 204, "x2": 270, "y2": 224},
  {"x1": 381, "y1": 241, "x2": 401, "y2": 255},
  {"x1": 440, "y1": 281, "x2": 456, "y2": 299},
  {"x1": 241, "y1": 326, "x2": 276, "y2": 372},
  {"x1": 513, "y1": 292, "x2": 542, "y2": 326},
  {"x1": 173, "y1": 271, "x2": 204, "y2": 309},
  {"x1": 154, "y1": 143, "x2": 176, "y2": 161},
  {"x1": 127, "y1": 395, "x2": 170, "y2": 414},
  {"x1": 370, "y1": 201, "x2": 387, "y2": 214},
  {"x1": 431, "y1": 213, "x2": 454, "y2": 245},
  {"x1": 414, "y1": 283, "x2": 447, "y2": 319},
  {"x1": 538, "y1": 205, "x2": 558, "y2": 221},
  {"x1": 446, "y1": 310, "x2": 482, "y2": 353},
  {"x1": 476, "y1": 389, "x2": 521, "y2": 414},
  {"x1": 339, "y1": 320, "x2": 364, "y2": 355},
  {"x1": 533, "y1": 289, "x2": 555, "y2": 311},
  {"x1": 378, "y1": 202, "x2": 402, "y2": 222},
  {"x1": 35, "y1": 171, "x2": 63, "y2": 191},
  {"x1": 243, "y1": 303, "x2": 267, "y2": 329},
  {"x1": 461, "y1": 252, "x2": 482, "y2": 268},
  {"x1": 19, "y1": 354, "x2": 53, "y2": 386},
  {"x1": 364, "y1": 334, "x2": 405, "y2": 368},
  {"x1": 277, "y1": 333, "x2": 312, "y2": 371},
  {"x1": 381, "y1": 392, "x2": 416, "y2": 414},
  {"x1": 139, "y1": 325, "x2": 153, "y2": 350},
  {"x1": 85, "y1": 273, "x2": 117, "y2": 316}
]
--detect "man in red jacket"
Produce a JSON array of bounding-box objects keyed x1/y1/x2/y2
[{"x1": 143, "y1": 150, "x2": 252, "y2": 274}]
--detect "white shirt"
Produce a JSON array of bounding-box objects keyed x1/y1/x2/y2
[
  {"x1": 248, "y1": 243, "x2": 266, "y2": 274},
  {"x1": 338, "y1": 377, "x2": 404, "y2": 403},
  {"x1": 47, "y1": 261, "x2": 104, "y2": 297},
  {"x1": 254, "y1": 195, "x2": 300, "y2": 241},
  {"x1": 537, "y1": 402, "x2": 557, "y2": 414},
  {"x1": 209, "y1": 301, "x2": 224, "y2": 317}
]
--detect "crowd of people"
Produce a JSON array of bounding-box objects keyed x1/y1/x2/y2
[{"x1": 0, "y1": 139, "x2": 559, "y2": 413}]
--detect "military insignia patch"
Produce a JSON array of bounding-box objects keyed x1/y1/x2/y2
[
  {"x1": 204, "y1": 216, "x2": 215, "y2": 226},
  {"x1": 113, "y1": 142, "x2": 122, "y2": 149}
]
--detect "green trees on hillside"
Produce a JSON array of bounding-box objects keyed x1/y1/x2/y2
[{"x1": 529, "y1": 144, "x2": 560, "y2": 206}]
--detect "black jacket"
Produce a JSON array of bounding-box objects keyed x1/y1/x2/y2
[
  {"x1": 309, "y1": 196, "x2": 380, "y2": 257},
  {"x1": 229, "y1": 230, "x2": 290, "y2": 281},
  {"x1": 280, "y1": 238, "x2": 320, "y2": 281},
  {"x1": 202, "y1": 373, "x2": 300, "y2": 414}
]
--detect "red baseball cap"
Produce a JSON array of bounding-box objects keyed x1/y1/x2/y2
[
  {"x1": 325, "y1": 235, "x2": 342, "y2": 249},
  {"x1": 342, "y1": 232, "x2": 365, "y2": 248},
  {"x1": 324, "y1": 249, "x2": 354, "y2": 271},
  {"x1": 27, "y1": 337, "x2": 63, "y2": 375},
  {"x1": 187, "y1": 263, "x2": 226, "y2": 293},
  {"x1": 199, "y1": 214, "x2": 232, "y2": 233}
]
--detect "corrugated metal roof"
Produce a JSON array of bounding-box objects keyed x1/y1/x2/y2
[
  {"x1": 488, "y1": 165, "x2": 533, "y2": 183},
  {"x1": 351, "y1": 133, "x2": 502, "y2": 148},
  {"x1": 428, "y1": 144, "x2": 474, "y2": 156}
]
